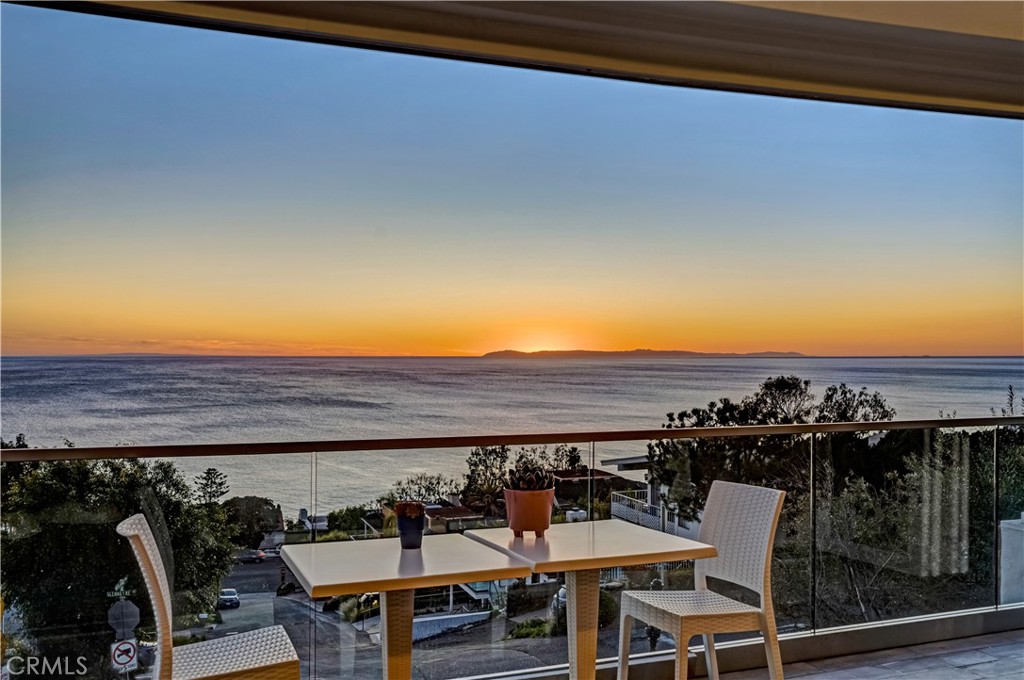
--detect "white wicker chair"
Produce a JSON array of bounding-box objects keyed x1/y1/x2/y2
[
  {"x1": 117, "y1": 513, "x2": 300, "y2": 680},
  {"x1": 618, "y1": 481, "x2": 787, "y2": 680}
]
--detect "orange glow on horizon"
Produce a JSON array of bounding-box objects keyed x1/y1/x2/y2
[
  {"x1": 3, "y1": 264, "x2": 1023, "y2": 357},
  {"x1": 3, "y1": 301, "x2": 1022, "y2": 358}
]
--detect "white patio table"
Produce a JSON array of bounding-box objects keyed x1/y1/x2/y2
[
  {"x1": 281, "y1": 533, "x2": 531, "y2": 680},
  {"x1": 465, "y1": 518, "x2": 717, "y2": 680}
]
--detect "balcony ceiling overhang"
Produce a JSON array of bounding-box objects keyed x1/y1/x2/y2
[{"x1": 33, "y1": 1, "x2": 1024, "y2": 118}]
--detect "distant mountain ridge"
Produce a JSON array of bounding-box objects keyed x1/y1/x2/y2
[{"x1": 482, "y1": 349, "x2": 806, "y2": 359}]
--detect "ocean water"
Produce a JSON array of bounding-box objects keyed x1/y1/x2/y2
[{"x1": 2, "y1": 355, "x2": 1022, "y2": 514}]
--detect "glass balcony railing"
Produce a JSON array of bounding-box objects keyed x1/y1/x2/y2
[{"x1": 1, "y1": 417, "x2": 1021, "y2": 679}]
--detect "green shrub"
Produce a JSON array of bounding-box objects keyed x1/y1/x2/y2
[
  {"x1": 172, "y1": 634, "x2": 204, "y2": 647},
  {"x1": 548, "y1": 590, "x2": 618, "y2": 636},
  {"x1": 339, "y1": 597, "x2": 360, "y2": 621},
  {"x1": 598, "y1": 590, "x2": 619, "y2": 627},
  {"x1": 505, "y1": 580, "x2": 559, "y2": 617},
  {"x1": 316, "y1": 529, "x2": 350, "y2": 542},
  {"x1": 506, "y1": 617, "x2": 549, "y2": 639}
]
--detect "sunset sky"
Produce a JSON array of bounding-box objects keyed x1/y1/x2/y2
[{"x1": 2, "y1": 4, "x2": 1022, "y2": 357}]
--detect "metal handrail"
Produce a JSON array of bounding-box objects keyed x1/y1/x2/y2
[{"x1": 2, "y1": 416, "x2": 1021, "y2": 463}]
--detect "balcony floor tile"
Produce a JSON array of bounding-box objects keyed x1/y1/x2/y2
[
  {"x1": 932, "y1": 650, "x2": 1002, "y2": 667},
  {"x1": 877, "y1": 654, "x2": 958, "y2": 673},
  {"x1": 979, "y1": 642, "x2": 1024, "y2": 659},
  {"x1": 912, "y1": 636, "x2": 1006, "y2": 657},
  {"x1": 718, "y1": 630, "x2": 1022, "y2": 680},
  {"x1": 894, "y1": 667, "x2": 986, "y2": 679},
  {"x1": 965, "y1": 657, "x2": 1024, "y2": 678},
  {"x1": 813, "y1": 646, "x2": 919, "y2": 670}
]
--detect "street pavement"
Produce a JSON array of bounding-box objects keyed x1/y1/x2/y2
[{"x1": 221, "y1": 555, "x2": 290, "y2": 594}]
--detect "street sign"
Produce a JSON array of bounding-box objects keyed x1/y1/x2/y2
[
  {"x1": 107, "y1": 576, "x2": 136, "y2": 599},
  {"x1": 111, "y1": 638, "x2": 138, "y2": 673},
  {"x1": 107, "y1": 600, "x2": 140, "y2": 640}
]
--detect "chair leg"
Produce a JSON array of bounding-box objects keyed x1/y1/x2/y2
[
  {"x1": 761, "y1": 615, "x2": 784, "y2": 680},
  {"x1": 674, "y1": 627, "x2": 690, "y2": 680},
  {"x1": 618, "y1": 614, "x2": 634, "y2": 680},
  {"x1": 703, "y1": 633, "x2": 720, "y2": 680}
]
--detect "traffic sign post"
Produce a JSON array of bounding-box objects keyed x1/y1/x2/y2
[
  {"x1": 111, "y1": 638, "x2": 138, "y2": 673},
  {"x1": 108, "y1": 600, "x2": 140, "y2": 640}
]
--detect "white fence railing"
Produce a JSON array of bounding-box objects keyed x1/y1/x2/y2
[
  {"x1": 610, "y1": 489, "x2": 661, "y2": 530},
  {"x1": 610, "y1": 489, "x2": 700, "y2": 539}
]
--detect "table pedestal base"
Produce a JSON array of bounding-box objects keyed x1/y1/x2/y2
[
  {"x1": 381, "y1": 589, "x2": 414, "y2": 679},
  {"x1": 566, "y1": 569, "x2": 601, "y2": 680}
]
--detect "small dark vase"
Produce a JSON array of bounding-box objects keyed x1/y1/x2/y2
[{"x1": 397, "y1": 515, "x2": 426, "y2": 549}]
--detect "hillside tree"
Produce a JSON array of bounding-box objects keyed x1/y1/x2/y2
[
  {"x1": 223, "y1": 495, "x2": 282, "y2": 547},
  {"x1": 194, "y1": 467, "x2": 229, "y2": 504},
  {"x1": 1, "y1": 452, "x2": 234, "y2": 678}
]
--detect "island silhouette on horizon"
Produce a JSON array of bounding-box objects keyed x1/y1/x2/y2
[{"x1": 482, "y1": 349, "x2": 806, "y2": 359}]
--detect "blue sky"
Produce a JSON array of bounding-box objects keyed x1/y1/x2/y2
[{"x1": 2, "y1": 3, "x2": 1022, "y2": 356}]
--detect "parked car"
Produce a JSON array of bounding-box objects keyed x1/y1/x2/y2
[
  {"x1": 137, "y1": 640, "x2": 157, "y2": 670},
  {"x1": 217, "y1": 588, "x2": 240, "y2": 609},
  {"x1": 235, "y1": 548, "x2": 266, "y2": 563}
]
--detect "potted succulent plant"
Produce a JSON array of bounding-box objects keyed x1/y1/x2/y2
[
  {"x1": 394, "y1": 501, "x2": 426, "y2": 549},
  {"x1": 504, "y1": 463, "x2": 555, "y2": 538}
]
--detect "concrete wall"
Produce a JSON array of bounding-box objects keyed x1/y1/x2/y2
[{"x1": 412, "y1": 610, "x2": 491, "y2": 641}]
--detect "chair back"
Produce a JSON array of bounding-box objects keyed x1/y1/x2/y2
[
  {"x1": 695, "y1": 481, "x2": 786, "y2": 600},
  {"x1": 117, "y1": 513, "x2": 174, "y2": 679}
]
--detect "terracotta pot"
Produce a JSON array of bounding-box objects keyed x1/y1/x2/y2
[
  {"x1": 397, "y1": 514, "x2": 425, "y2": 549},
  {"x1": 504, "y1": 488, "x2": 555, "y2": 538}
]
